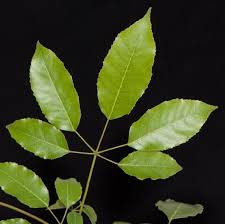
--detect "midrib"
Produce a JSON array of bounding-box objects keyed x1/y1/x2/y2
[
  {"x1": 40, "y1": 49, "x2": 75, "y2": 131},
  {"x1": 129, "y1": 112, "x2": 202, "y2": 145}
]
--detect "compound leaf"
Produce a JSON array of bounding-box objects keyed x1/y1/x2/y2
[
  {"x1": 0, "y1": 162, "x2": 49, "y2": 208},
  {"x1": 30, "y1": 42, "x2": 81, "y2": 132},
  {"x1": 156, "y1": 199, "x2": 204, "y2": 223},
  {"x1": 97, "y1": 9, "x2": 156, "y2": 119},
  {"x1": 7, "y1": 118, "x2": 69, "y2": 160},
  {"x1": 0, "y1": 219, "x2": 31, "y2": 224},
  {"x1": 55, "y1": 178, "x2": 82, "y2": 208},
  {"x1": 83, "y1": 204, "x2": 97, "y2": 224},
  {"x1": 119, "y1": 151, "x2": 182, "y2": 180},
  {"x1": 67, "y1": 211, "x2": 83, "y2": 224},
  {"x1": 129, "y1": 99, "x2": 217, "y2": 151}
]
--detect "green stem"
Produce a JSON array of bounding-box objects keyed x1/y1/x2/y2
[
  {"x1": 0, "y1": 201, "x2": 48, "y2": 224},
  {"x1": 98, "y1": 154, "x2": 118, "y2": 165},
  {"x1": 74, "y1": 130, "x2": 95, "y2": 153},
  {"x1": 79, "y1": 154, "x2": 98, "y2": 214},
  {"x1": 96, "y1": 119, "x2": 110, "y2": 151},
  {"x1": 47, "y1": 207, "x2": 61, "y2": 224},
  {"x1": 60, "y1": 207, "x2": 68, "y2": 224},
  {"x1": 79, "y1": 119, "x2": 110, "y2": 214},
  {"x1": 99, "y1": 143, "x2": 128, "y2": 154},
  {"x1": 69, "y1": 151, "x2": 94, "y2": 155}
]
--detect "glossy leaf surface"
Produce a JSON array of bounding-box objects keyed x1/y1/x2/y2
[
  {"x1": 49, "y1": 200, "x2": 65, "y2": 210},
  {"x1": 97, "y1": 9, "x2": 155, "y2": 119},
  {"x1": 119, "y1": 151, "x2": 182, "y2": 180},
  {"x1": 0, "y1": 162, "x2": 49, "y2": 208},
  {"x1": 55, "y1": 178, "x2": 82, "y2": 208},
  {"x1": 0, "y1": 219, "x2": 31, "y2": 224},
  {"x1": 156, "y1": 199, "x2": 203, "y2": 223},
  {"x1": 7, "y1": 118, "x2": 69, "y2": 159},
  {"x1": 83, "y1": 204, "x2": 97, "y2": 224},
  {"x1": 30, "y1": 42, "x2": 81, "y2": 131},
  {"x1": 67, "y1": 211, "x2": 83, "y2": 224},
  {"x1": 129, "y1": 99, "x2": 217, "y2": 150}
]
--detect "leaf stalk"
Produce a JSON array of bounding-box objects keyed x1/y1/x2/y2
[
  {"x1": 0, "y1": 201, "x2": 48, "y2": 224},
  {"x1": 99, "y1": 143, "x2": 128, "y2": 154},
  {"x1": 79, "y1": 118, "x2": 110, "y2": 214}
]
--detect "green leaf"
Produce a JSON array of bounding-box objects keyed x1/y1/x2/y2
[
  {"x1": 83, "y1": 204, "x2": 97, "y2": 224},
  {"x1": 129, "y1": 99, "x2": 217, "y2": 151},
  {"x1": 55, "y1": 178, "x2": 82, "y2": 208},
  {"x1": 156, "y1": 199, "x2": 204, "y2": 223},
  {"x1": 49, "y1": 199, "x2": 65, "y2": 210},
  {"x1": 30, "y1": 42, "x2": 81, "y2": 132},
  {"x1": 97, "y1": 9, "x2": 156, "y2": 119},
  {"x1": 0, "y1": 219, "x2": 31, "y2": 224},
  {"x1": 7, "y1": 118, "x2": 69, "y2": 160},
  {"x1": 67, "y1": 211, "x2": 83, "y2": 224},
  {"x1": 0, "y1": 162, "x2": 49, "y2": 208},
  {"x1": 119, "y1": 151, "x2": 182, "y2": 180}
]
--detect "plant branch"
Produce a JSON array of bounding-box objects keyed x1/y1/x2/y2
[
  {"x1": 0, "y1": 201, "x2": 48, "y2": 224},
  {"x1": 74, "y1": 130, "x2": 95, "y2": 153},
  {"x1": 79, "y1": 118, "x2": 110, "y2": 214},
  {"x1": 69, "y1": 151, "x2": 94, "y2": 155},
  {"x1": 98, "y1": 154, "x2": 118, "y2": 165},
  {"x1": 99, "y1": 143, "x2": 128, "y2": 154},
  {"x1": 96, "y1": 119, "x2": 110, "y2": 152},
  {"x1": 60, "y1": 207, "x2": 68, "y2": 224},
  {"x1": 78, "y1": 153, "x2": 98, "y2": 215},
  {"x1": 47, "y1": 207, "x2": 61, "y2": 224}
]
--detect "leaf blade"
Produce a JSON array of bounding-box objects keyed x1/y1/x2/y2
[
  {"x1": 156, "y1": 199, "x2": 204, "y2": 223},
  {"x1": 49, "y1": 200, "x2": 65, "y2": 210},
  {"x1": 30, "y1": 42, "x2": 81, "y2": 131},
  {"x1": 119, "y1": 151, "x2": 182, "y2": 180},
  {"x1": 67, "y1": 211, "x2": 83, "y2": 224},
  {"x1": 83, "y1": 204, "x2": 97, "y2": 224},
  {"x1": 0, "y1": 219, "x2": 31, "y2": 224},
  {"x1": 0, "y1": 162, "x2": 49, "y2": 208},
  {"x1": 129, "y1": 99, "x2": 217, "y2": 151},
  {"x1": 55, "y1": 178, "x2": 82, "y2": 208},
  {"x1": 7, "y1": 118, "x2": 69, "y2": 159},
  {"x1": 97, "y1": 9, "x2": 156, "y2": 119}
]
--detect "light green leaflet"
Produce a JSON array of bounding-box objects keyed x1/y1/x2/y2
[
  {"x1": 67, "y1": 211, "x2": 83, "y2": 224},
  {"x1": 49, "y1": 199, "x2": 65, "y2": 210},
  {"x1": 0, "y1": 162, "x2": 49, "y2": 208},
  {"x1": 129, "y1": 99, "x2": 217, "y2": 151},
  {"x1": 0, "y1": 219, "x2": 31, "y2": 224},
  {"x1": 7, "y1": 118, "x2": 69, "y2": 160},
  {"x1": 156, "y1": 199, "x2": 204, "y2": 224},
  {"x1": 97, "y1": 8, "x2": 155, "y2": 119},
  {"x1": 55, "y1": 178, "x2": 82, "y2": 208},
  {"x1": 83, "y1": 204, "x2": 97, "y2": 224},
  {"x1": 119, "y1": 151, "x2": 182, "y2": 180},
  {"x1": 30, "y1": 42, "x2": 81, "y2": 132}
]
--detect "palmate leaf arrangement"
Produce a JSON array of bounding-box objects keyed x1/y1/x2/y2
[{"x1": 0, "y1": 8, "x2": 217, "y2": 224}]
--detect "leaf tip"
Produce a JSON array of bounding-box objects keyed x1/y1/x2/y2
[
  {"x1": 5, "y1": 124, "x2": 11, "y2": 130},
  {"x1": 144, "y1": 7, "x2": 152, "y2": 19},
  {"x1": 36, "y1": 40, "x2": 42, "y2": 47},
  {"x1": 212, "y1": 104, "x2": 219, "y2": 111},
  {"x1": 35, "y1": 41, "x2": 46, "y2": 53}
]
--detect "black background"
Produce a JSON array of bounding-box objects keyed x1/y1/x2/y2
[{"x1": 1, "y1": 0, "x2": 225, "y2": 223}]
